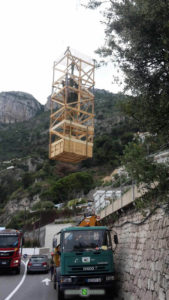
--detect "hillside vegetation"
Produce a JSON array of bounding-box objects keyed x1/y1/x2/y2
[
  {"x1": 2, "y1": 0, "x2": 169, "y2": 230},
  {"x1": 86, "y1": 0, "x2": 169, "y2": 211},
  {"x1": 0, "y1": 89, "x2": 138, "y2": 228}
]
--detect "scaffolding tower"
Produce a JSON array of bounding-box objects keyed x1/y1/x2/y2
[{"x1": 49, "y1": 47, "x2": 95, "y2": 163}]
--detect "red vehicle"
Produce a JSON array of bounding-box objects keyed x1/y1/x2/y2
[{"x1": 0, "y1": 229, "x2": 23, "y2": 274}]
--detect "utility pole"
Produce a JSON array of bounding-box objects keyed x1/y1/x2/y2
[{"x1": 38, "y1": 204, "x2": 42, "y2": 246}]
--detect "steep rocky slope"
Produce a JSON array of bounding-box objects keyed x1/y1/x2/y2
[
  {"x1": 0, "y1": 89, "x2": 137, "y2": 227},
  {"x1": 0, "y1": 91, "x2": 43, "y2": 123}
]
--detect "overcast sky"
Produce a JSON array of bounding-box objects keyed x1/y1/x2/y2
[{"x1": 0, "y1": 0, "x2": 123, "y2": 104}]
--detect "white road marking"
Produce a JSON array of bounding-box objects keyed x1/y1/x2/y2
[
  {"x1": 4, "y1": 260, "x2": 27, "y2": 300},
  {"x1": 42, "y1": 278, "x2": 51, "y2": 286}
]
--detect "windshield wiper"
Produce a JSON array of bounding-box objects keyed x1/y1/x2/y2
[{"x1": 73, "y1": 246, "x2": 84, "y2": 251}]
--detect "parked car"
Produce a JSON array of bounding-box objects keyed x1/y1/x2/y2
[{"x1": 27, "y1": 255, "x2": 49, "y2": 274}]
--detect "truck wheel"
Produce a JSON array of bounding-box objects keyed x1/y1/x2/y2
[
  {"x1": 15, "y1": 266, "x2": 20, "y2": 274},
  {"x1": 56, "y1": 282, "x2": 64, "y2": 300}
]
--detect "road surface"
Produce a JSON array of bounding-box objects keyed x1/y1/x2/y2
[{"x1": 0, "y1": 260, "x2": 117, "y2": 300}]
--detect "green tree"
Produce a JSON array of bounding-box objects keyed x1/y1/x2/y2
[
  {"x1": 86, "y1": 0, "x2": 169, "y2": 135},
  {"x1": 31, "y1": 200, "x2": 54, "y2": 211},
  {"x1": 121, "y1": 140, "x2": 169, "y2": 203},
  {"x1": 49, "y1": 172, "x2": 94, "y2": 203},
  {"x1": 86, "y1": 0, "x2": 169, "y2": 205},
  {"x1": 22, "y1": 173, "x2": 34, "y2": 188}
]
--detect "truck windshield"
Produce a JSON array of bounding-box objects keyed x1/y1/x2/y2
[
  {"x1": 0, "y1": 236, "x2": 19, "y2": 248},
  {"x1": 62, "y1": 230, "x2": 112, "y2": 252}
]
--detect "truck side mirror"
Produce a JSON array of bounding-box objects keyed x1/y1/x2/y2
[
  {"x1": 53, "y1": 238, "x2": 57, "y2": 248},
  {"x1": 114, "y1": 234, "x2": 118, "y2": 245}
]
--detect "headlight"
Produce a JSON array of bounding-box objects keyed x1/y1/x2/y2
[
  {"x1": 61, "y1": 277, "x2": 72, "y2": 283},
  {"x1": 106, "y1": 275, "x2": 115, "y2": 281},
  {"x1": 13, "y1": 260, "x2": 19, "y2": 264}
]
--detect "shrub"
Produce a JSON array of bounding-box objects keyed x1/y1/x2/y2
[
  {"x1": 49, "y1": 171, "x2": 94, "y2": 203},
  {"x1": 31, "y1": 201, "x2": 54, "y2": 211}
]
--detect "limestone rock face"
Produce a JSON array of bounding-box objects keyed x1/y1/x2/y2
[
  {"x1": 44, "y1": 95, "x2": 59, "y2": 111},
  {"x1": 44, "y1": 95, "x2": 51, "y2": 111},
  {"x1": 0, "y1": 91, "x2": 43, "y2": 123}
]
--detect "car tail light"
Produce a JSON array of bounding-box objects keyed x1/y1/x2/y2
[{"x1": 42, "y1": 262, "x2": 47, "y2": 266}]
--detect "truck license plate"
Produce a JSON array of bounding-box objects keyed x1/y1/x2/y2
[
  {"x1": 87, "y1": 278, "x2": 101, "y2": 282},
  {"x1": 83, "y1": 266, "x2": 95, "y2": 271}
]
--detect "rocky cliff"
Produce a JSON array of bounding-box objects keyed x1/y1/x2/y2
[{"x1": 0, "y1": 91, "x2": 43, "y2": 123}]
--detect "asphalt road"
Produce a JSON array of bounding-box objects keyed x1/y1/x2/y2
[
  {"x1": 0, "y1": 261, "x2": 117, "y2": 300},
  {"x1": 0, "y1": 260, "x2": 56, "y2": 300}
]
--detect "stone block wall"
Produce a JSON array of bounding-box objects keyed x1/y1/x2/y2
[{"x1": 110, "y1": 207, "x2": 169, "y2": 300}]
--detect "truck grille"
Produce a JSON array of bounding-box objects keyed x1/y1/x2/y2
[
  {"x1": 0, "y1": 259, "x2": 11, "y2": 267},
  {"x1": 0, "y1": 251, "x2": 14, "y2": 257}
]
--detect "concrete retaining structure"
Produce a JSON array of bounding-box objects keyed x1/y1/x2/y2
[
  {"x1": 24, "y1": 223, "x2": 72, "y2": 251},
  {"x1": 110, "y1": 206, "x2": 169, "y2": 300}
]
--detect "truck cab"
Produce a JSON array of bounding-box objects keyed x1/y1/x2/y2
[
  {"x1": 0, "y1": 229, "x2": 23, "y2": 274},
  {"x1": 54, "y1": 226, "x2": 116, "y2": 299}
]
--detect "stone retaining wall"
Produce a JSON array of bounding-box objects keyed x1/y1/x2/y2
[{"x1": 110, "y1": 207, "x2": 169, "y2": 300}]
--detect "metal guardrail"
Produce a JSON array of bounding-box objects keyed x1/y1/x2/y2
[
  {"x1": 94, "y1": 176, "x2": 132, "y2": 216},
  {"x1": 98, "y1": 184, "x2": 146, "y2": 220},
  {"x1": 96, "y1": 148, "x2": 169, "y2": 220}
]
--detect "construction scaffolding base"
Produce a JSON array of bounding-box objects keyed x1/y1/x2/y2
[{"x1": 49, "y1": 138, "x2": 93, "y2": 163}]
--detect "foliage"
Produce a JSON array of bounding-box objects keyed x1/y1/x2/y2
[
  {"x1": 0, "y1": 90, "x2": 128, "y2": 164},
  {"x1": 94, "y1": 90, "x2": 126, "y2": 123},
  {"x1": 0, "y1": 174, "x2": 21, "y2": 208},
  {"x1": 0, "y1": 208, "x2": 5, "y2": 215},
  {"x1": 0, "y1": 88, "x2": 139, "y2": 222},
  {"x1": 6, "y1": 210, "x2": 26, "y2": 230},
  {"x1": 47, "y1": 171, "x2": 94, "y2": 203},
  {"x1": 121, "y1": 140, "x2": 169, "y2": 202},
  {"x1": 24, "y1": 238, "x2": 40, "y2": 248},
  {"x1": 0, "y1": 111, "x2": 50, "y2": 161},
  {"x1": 112, "y1": 173, "x2": 131, "y2": 188},
  {"x1": 28, "y1": 182, "x2": 42, "y2": 197},
  {"x1": 6, "y1": 208, "x2": 55, "y2": 231},
  {"x1": 31, "y1": 200, "x2": 54, "y2": 211},
  {"x1": 86, "y1": 0, "x2": 169, "y2": 135},
  {"x1": 86, "y1": 0, "x2": 169, "y2": 204},
  {"x1": 67, "y1": 198, "x2": 87, "y2": 208},
  {"x1": 82, "y1": 121, "x2": 137, "y2": 168},
  {"x1": 102, "y1": 180, "x2": 112, "y2": 187},
  {"x1": 22, "y1": 173, "x2": 34, "y2": 188}
]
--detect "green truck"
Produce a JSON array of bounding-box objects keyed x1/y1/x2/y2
[{"x1": 53, "y1": 218, "x2": 118, "y2": 299}]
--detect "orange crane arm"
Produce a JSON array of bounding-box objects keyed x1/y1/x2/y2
[{"x1": 78, "y1": 215, "x2": 101, "y2": 227}]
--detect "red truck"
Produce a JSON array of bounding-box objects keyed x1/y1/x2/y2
[{"x1": 0, "y1": 229, "x2": 23, "y2": 274}]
